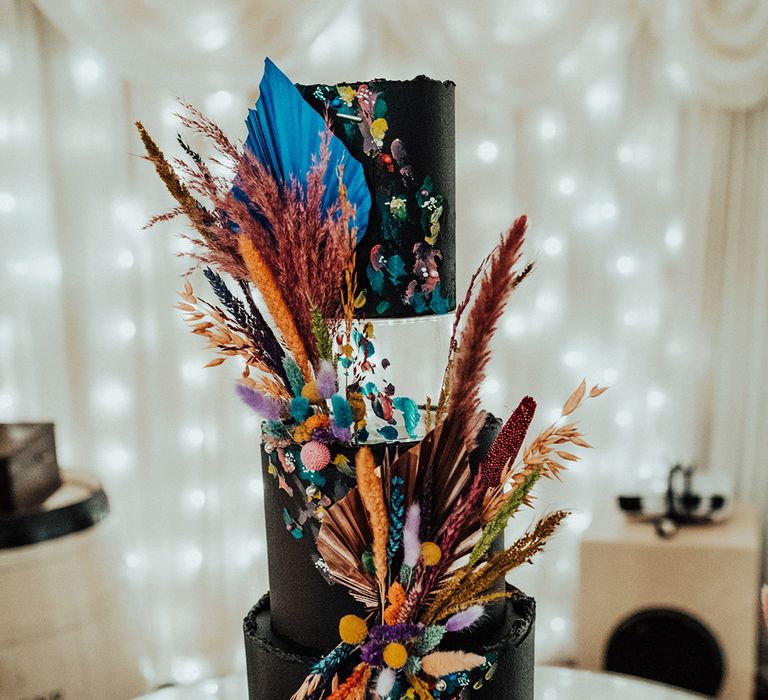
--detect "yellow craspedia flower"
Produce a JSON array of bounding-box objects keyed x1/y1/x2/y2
[
  {"x1": 371, "y1": 117, "x2": 388, "y2": 145},
  {"x1": 339, "y1": 614, "x2": 368, "y2": 645},
  {"x1": 301, "y1": 380, "x2": 321, "y2": 403},
  {"x1": 383, "y1": 642, "x2": 408, "y2": 669},
  {"x1": 421, "y1": 541, "x2": 442, "y2": 566}
]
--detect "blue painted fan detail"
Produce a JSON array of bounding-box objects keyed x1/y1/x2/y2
[{"x1": 244, "y1": 57, "x2": 370, "y2": 242}]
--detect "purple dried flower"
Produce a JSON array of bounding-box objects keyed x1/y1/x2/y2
[
  {"x1": 236, "y1": 384, "x2": 283, "y2": 420},
  {"x1": 445, "y1": 605, "x2": 485, "y2": 632},
  {"x1": 330, "y1": 422, "x2": 353, "y2": 442},
  {"x1": 316, "y1": 360, "x2": 337, "y2": 399},
  {"x1": 360, "y1": 639, "x2": 385, "y2": 665},
  {"x1": 369, "y1": 623, "x2": 422, "y2": 642},
  {"x1": 309, "y1": 427, "x2": 336, "y2": 443}
]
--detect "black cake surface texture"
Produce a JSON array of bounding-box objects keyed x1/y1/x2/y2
[{"x1": 297, "y1": 77, "x2": 456, "y2": 319}]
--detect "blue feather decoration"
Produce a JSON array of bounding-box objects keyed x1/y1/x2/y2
[{"x1": 245, "y1": 58, "x2": 370, "y2": 241}]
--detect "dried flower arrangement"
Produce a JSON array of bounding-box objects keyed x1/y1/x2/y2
[{"x1": 139, "y1": 58, "x2": 604, "y2": 699}]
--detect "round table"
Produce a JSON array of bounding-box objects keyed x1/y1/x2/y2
[{"x1": 136, "y1": 666, "x2": 704, "y2": 698}]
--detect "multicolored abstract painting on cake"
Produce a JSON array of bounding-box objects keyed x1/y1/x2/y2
[{"x1": 297, "y1": 77, "x2": 456, "y2": 318}]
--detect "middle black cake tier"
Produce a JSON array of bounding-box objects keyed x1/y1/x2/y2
[{"x1": 260, "y1": 418, "x2": 504, "y2": 651}]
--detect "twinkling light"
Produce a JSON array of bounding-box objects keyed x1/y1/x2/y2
[
  {"x1": 537, "y1": 117, "x2": 559, "y2": 141},
  {"x1": 528, "y1": 0, "x2": 553, "y2": 22},
  {"x1": 615, "y1": 255, "x2": 636, "y2": 275},
  {"x1": 557, "y1": 54, "x2": 578, "y2": 77},
  {"x1": 98, "y1": 444, "x2": 131, "y2": 474},
  {"x1": 182, "y1": 360, "x2": 208, "y2": 385},
  {"x1": 504, "y1": 313, "x2": 528, "y2": 337},
  {"x1": 646, "y1": 388, "x2": 666, "y2": 409},
  {"x1": 178, "y1": 545, "x2": 204, "y2": 572},
  {"x1": 585, "y1": 81, "x2": 620, "y2": 117},
  {"x1": 125, "y1": 549, "x2": 148, "y2": 576},
  {"x1": 242, "y1": 414, "x2": 260, "y2": 433},
  {"x1": 557, "y1": 176, "x2": 576, "y2": 196},
  {"x1": 116, "y1": 249, "x2": 135, "y2": 269},
  {"x1": 73, "y1": 57, "x2": 102, "y2": 85},
  {"x1": 550, "y1": 616, "x2": 567, "y2": 633},
  {"x1": 0, "y1": 119, "x2": 9, "y2": 141},
  {"x1": 666, "y1": 62, "x2": 691, "y2": 91},
  {"x1": 118, "y1": 319, "x2": 137, "y2": 340},
  {"x1": 172, "y1": 657, "x2": 203, "y2": 684},
  {"x1": 566, "y1": 512, "x2": 592, "y2": 532},
  {"x1": 556, "y1": 556, "x2": 572, "y2": 574},
  {"x1": 665, "y1": 222, "x2": 684, "y2": 250},
  {"x1": 236, "y1": 537, "x2": 265, "y2": 567},
  {"x1": 171, "y1": 236, "x2": 195, "y2": 255},
  {"x1": 602, "y1": 367, "x2": 618, "y2": 384},
  {"x1": 480, "y1": 378, "x2": 500, "y2": 395},
  {"x1": 113, "y1": 199, "x2": 146, "y2": 233},
  {"x1": 0, "y1": 191, "x2": 17, "y2": 212},
  {"x1": 248, "y1": 477, "x2": 262, "y2": 495},
  {"x1": 184, "y1": 488, "x2": 207, "y2": 511},
  {"x1": 477, "y1": 141, "x2": 499, "y2": 163},
  {"x1": 562, "y1": 350, "x2": 585, "y2": 368},
  {"x1": 535, "y1": 292, "x2": 557, "y2": 313},
  {"x1": 93, "y1": 381, "x2": 130, "y2": 413},
  {"x1": 617, "y1": 143, "x2": 652, "y2": 168},
  {"x1": 548, "y1": 406, "x2": 562, "y2": 422},
  {"x1": 185, "y1": 427, "x2": 205, "y2": 446},
  {"x1": 543, "y1": 236, "x2": 563, "y2": 256},
  {"x1": 205, "y1": 90, "x2": 233, "y2": 114},
  {"x1": 596, "y1": 24, "x2": 620, "y2": 53},
  {"x1": 199, "y1": 27, "x2": 229, "y2": 52},
  {"x1": 622, "y1": 310, "x2": 639, "y2": 326},
  {"x1": 575, "y1": 199, "x2": 620, "y2": 229},
  {"x1": 615, "y1": 410, "x2": 632, "y2": 427},
  {"x1": 162, "y1": 102, "x2": 180, "y2": 126},
  {"x1": 0, "y1": 391, "x2": 16, "y2": 412},
  {"x1": 666, "y1": 339, "x2": 684, "y2": 357},
  {"x1": 601, "y1": 202, "x2": 618, "y2": 219}
]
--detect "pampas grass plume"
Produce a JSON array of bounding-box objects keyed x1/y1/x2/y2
[
  {"x1": 236, "y1": 384, "x2": 283, "y2": 420},
  {"x1": 402, "y1": 504, "x2": 421, "y2": 569},
  {"x1": 421, "y1": 651, "x2": 486, "y2": 677},
  {"x1": 316, "y1": 360, "x2": 337, "y2": 399},
  {"x1": 445, "y1": 605, "x2": 485, "y2": 632}
]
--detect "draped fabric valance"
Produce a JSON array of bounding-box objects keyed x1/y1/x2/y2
[{"x1": 35, "y1": 0, "x2": 768, "y2": 109}]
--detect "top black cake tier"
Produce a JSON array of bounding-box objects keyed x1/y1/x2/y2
[{"x1": 297, "y1": 77, "x2": 456, "y2": 319}]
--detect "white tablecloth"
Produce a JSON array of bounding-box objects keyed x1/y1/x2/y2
[{"x1": 136, "y1": 666, "x2": 705, "y2": 698}]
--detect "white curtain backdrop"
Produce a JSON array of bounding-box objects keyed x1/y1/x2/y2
[{"x1": 2, "y1": 0, "x2": 768, "y2": 685}]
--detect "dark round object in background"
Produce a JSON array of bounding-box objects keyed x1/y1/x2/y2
[{"x1": 604, "y1": 608, "x2": 724, "y2": 696}]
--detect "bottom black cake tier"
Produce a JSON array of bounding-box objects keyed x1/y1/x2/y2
[{"x1": 244, "y1": 586, "x2": 535, "y2": 700}]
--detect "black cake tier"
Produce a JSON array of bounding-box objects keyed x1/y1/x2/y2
[
  {"x1": 244, "y1": 587, "x2": 535, "y2": 700},
  {"x1": 260, "y1": 417, "x2": 504, "y2": 652},
  {"x1": 297, "y1": 77, "x2": 456, "y2": 319}
]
